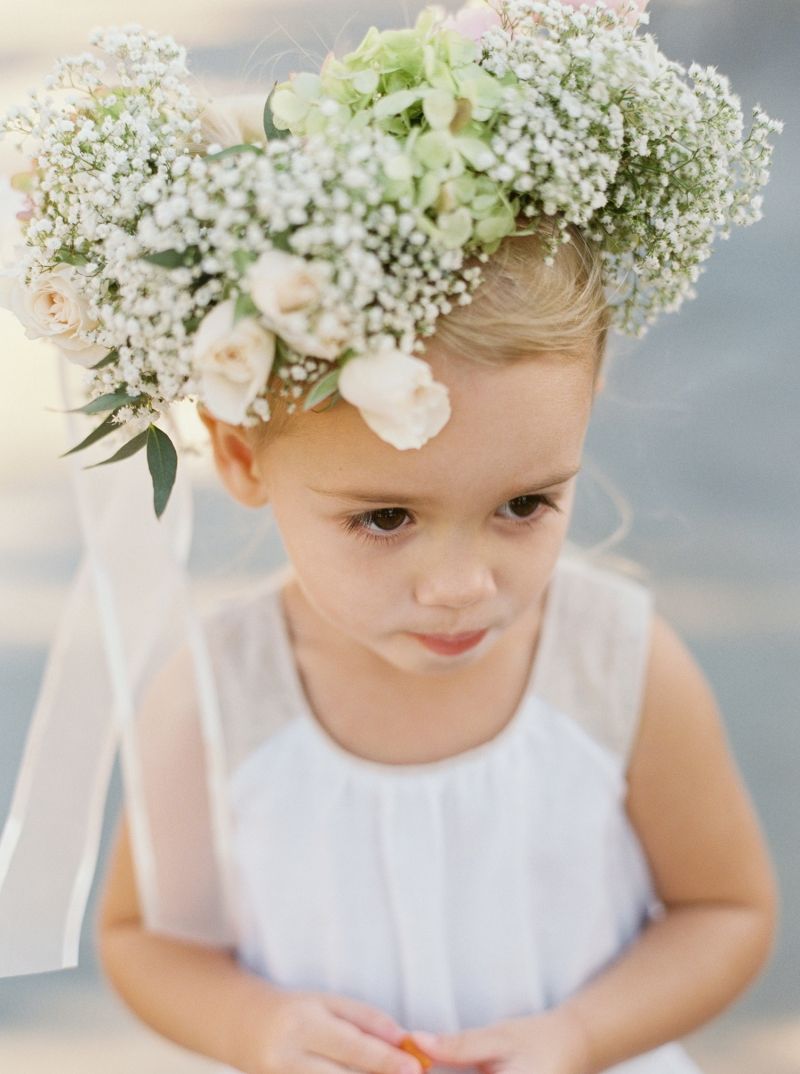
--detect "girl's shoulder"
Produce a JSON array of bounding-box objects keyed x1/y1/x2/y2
[{"x1": 536, "y1": 544, "x2": 655, "y2": 772}]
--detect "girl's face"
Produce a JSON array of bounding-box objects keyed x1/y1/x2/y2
[{"x1": 223, "y1": 348, "x2": 598, "y2": 678}]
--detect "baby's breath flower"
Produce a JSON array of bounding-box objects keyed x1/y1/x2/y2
[{"x1": 0, "y1": 5, "x2": 781, "y2": 513}]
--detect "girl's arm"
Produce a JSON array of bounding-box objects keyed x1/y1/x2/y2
[
  {"x1": 95, "y1": 808, "x2": 286, "y2": 1072},
  {"x1": 97, "y1": 812, "x2": 423, "y2": 1074},
  {"x1": 555, "y1": 610, "x2": 780, "y2": 1073}
]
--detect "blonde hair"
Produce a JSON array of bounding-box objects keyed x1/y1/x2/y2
[
  {"x1": 427, "y1": 215, "x2": 610, "y2": 377},
  {"x1": 248, "y1": 215, "x2": 610, "y2": 448}
]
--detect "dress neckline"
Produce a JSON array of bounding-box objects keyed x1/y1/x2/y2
[{"x1": 265, "y1": 560, "x2": 562, "y2": 780}]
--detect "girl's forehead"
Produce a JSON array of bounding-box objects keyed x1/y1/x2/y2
[{"x1": 271, "y1": 353, "x2": 595, "y2": 497}]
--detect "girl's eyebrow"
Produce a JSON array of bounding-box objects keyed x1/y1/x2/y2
[{"x1": 309, "y1": 466, "x2": 581, "y2": 504}]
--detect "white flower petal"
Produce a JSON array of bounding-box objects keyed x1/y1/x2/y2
[
  {"x1": 338, "y1": 348, "x2": 451, "y2": 449},
  {"x1": 192, "y1": 300, "x2": 276, "y2": 425}
]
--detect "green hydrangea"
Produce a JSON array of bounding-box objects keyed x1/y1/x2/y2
[
  {"x1": 268, "y1": 0, "x2": 782, "y2": 333},
  {"x1": 269, "y1": 6, "x2": 516, "y2": 250}
]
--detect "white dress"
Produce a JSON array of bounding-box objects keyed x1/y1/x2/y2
[{"x1": 202, "y1": 551, "x2": 705, "y2": 1073}]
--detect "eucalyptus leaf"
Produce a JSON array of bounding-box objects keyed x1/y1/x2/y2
[
  {"x1": 82, "y1": 429, "x2": 149, "y2": 469},
  {"x1": 268, "y1": 230, "x2": 292, "y2": 253},
  {"x1": 53, "y1": 249, "x2": 89, "y2": 267},
  {"x1": 146, "y1": 424, "x2": 178, "y2": 519},
  {"x1": 141, "y1": 247, "x2": 200, "y2": 269},
  {"x1": 234, "y1": 292, "x2": 260, "y2": 323},
  {"x1": 263, "y1": 83, "x2": 289, "y2": 141},
  {"x1": 61, "y1": 390, "x2": 144, "y2": 416},
  {"x1": 311, "y1": 389, "x2": 341, "y2": 414},
  {"x1": 59, "y1": 412, "x2": 123, "y2": 458},
  {"x1": 89, "y1": 349, "x2": 119, "y2": 370},
  {"x1": 205, "y1": 143, "x2": 264, "y2": 161},
  {"x1": 232, "y1": 249, "x2": 258, "y2": 275},
  {"x1": 303, "y1": 368, "x2": 341, "y2": 411}
]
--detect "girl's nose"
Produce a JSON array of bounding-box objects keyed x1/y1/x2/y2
[{"x1": 414, "y1": 549, "x2": 496, "y2": 611}]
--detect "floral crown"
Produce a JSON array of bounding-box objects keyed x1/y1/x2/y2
[{"x1": 0, "y1": 0, "x2": 781, "y2": 517}]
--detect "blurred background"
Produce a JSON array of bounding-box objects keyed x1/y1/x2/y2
[{"x1": 0, "y1": 1, "x2": 798, "y2": 1072}]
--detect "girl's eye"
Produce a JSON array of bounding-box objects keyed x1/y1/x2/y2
[
  {"x1": 341, "y1": 507, "x2": 410, "y2": 545},
  {"x1": 498, "y1": 494, "x2": 557, "y2": 522},
  {"x1": 340, "y1": 495, "x2": 559, "y2": 547}
]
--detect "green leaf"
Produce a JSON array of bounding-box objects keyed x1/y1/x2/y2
[
  {"x1": 141, "y1": 248, "x2": 200, "y2": 269},
  {"x1": 234, "y1": 292, "x2": 259, "y2": 323},
  {"x1": 311, "y1": 389, "x2": 341, "y2": 413},
  {"x1": 146, "y1": 424, "x2": 178, "y2": 519},
  {"x1": 59, "y1": 412, "x2": 124, "y2": 458},
  {"x1": 268, "y1": 230, "x2": 292, "y2": 253},
  {"x1": 53, "y1": 249, "x2": 89, "y2": 267},
  {"x1": 82, "y1": 429, "x2": 149, "y2": 469},
  {"x1": 59, "y1": 390, "x2": 144, "y2": 415},
  {"x1": 303, "y1": 367, "x2": 341, "y2": 411},
  {"x1": 89, "y1": 349, "x2": 119, "y2": 370},
  {"x1": 263, "y1": 82, "x2": 290, "y2": 140},
  {"x1": 232, "y1": 249, "x2": 258, "y2": 275},
  {"x1": 205, "y1": 142, "x2": 264, "y2": 161}
]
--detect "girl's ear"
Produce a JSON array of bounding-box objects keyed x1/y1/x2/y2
[{"x1": 196, "y1": 404, "x2": 270, "y2": 508}]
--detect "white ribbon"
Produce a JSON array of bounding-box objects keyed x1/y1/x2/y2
[{"x1": 0, "y1": 358, "x2": 236, "y2": 976}]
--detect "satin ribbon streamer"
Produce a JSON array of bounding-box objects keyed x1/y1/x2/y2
[{"x1": 0, "y1": 358, "x2": 237, "y2": 976}]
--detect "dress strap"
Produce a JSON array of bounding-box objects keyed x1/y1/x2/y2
[
  {"x1": 202, "y1": 562, "x2": 300, "y2": 778},
  {"x1": 533, "y1": 553, "x2": 654, "y2": 770}
]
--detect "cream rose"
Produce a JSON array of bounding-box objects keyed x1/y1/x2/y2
[
  {"x1": 337, "y1": 348, "x2": 451, "y2": 450},
  {"x1": 192, "y1": 300, "x2": 276, "y2": 425},
  {"x1": 0, "y1": 265, "x2": 108, "y2": 366},
  {"x1": 196, "y1": 93, "x2": 269, "y2": 150},
  {"x1": 244, "y1": 249, "x2": 350, "y2": 360}
]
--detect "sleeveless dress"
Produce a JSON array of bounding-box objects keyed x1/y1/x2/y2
[{"x1": 202, "y1": 551, "x2": 705, "y2": 1074}]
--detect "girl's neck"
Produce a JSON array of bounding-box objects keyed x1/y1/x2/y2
[{"x1": 278, "y1": 576, "x2": 548, "y2": 766}]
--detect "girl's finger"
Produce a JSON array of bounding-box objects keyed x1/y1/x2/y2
[
  {"x1": 322, "y1": 993, "x2": 408, "y2": 1046},
  {"x1": 319, "y1": 1018, "x2": 423, "y2": 1074}
]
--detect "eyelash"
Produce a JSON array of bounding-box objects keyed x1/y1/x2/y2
[{"x1": 340, "y1": 494, "x2": 561, "y2": 547}]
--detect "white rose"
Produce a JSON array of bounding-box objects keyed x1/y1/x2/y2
[
  {"x1": 0, "y1": 265, "x2": 107, "y2": 366},
  {"x1": 337, "y1": 348, "x2": 451, "y2": 450},
  {"x1": 245, "y1": 249, "x2": 348, "y2": 359},
  {"x1": 197, "y1": 93, "x2": 269, "y2": 150},
  {"x1": 192, "y1": 300, "x2": 276, "y2": 425}
]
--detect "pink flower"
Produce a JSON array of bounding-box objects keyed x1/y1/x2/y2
[
  {"x1": 558, "y1": 0, "x2": 648, "y2": 26},
  {"x1": 443, "y1": 2, "x2": 503, "y2": 42}
]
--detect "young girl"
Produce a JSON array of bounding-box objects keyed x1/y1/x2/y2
[
  {"x1": 0, "y1": 4, "x2": 780, "y2": 1074},
  {"x1": 93, "y1": 225, "x2": 778, "y2": 1074}
]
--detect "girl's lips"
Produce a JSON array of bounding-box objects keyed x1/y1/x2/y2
[{"x1": 409, "y1": 629, "x2": 488, "y2": 655}]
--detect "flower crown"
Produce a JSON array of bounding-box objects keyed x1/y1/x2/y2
[{"x1": 0, "y1": 0, "x2": 781, "y2": 517}]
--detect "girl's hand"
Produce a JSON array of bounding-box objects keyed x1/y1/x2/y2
[
  {"x1": 247, "y1": 987, "x2": 428, "y2": 1074},
  {"x1": 408, "y1": 1008, "x2": 589, "y2": 1074}
]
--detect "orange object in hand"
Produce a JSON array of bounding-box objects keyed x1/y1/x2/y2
[{"x1": 399, "y1": 1035, "x2": 434, "y2": 1069}]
